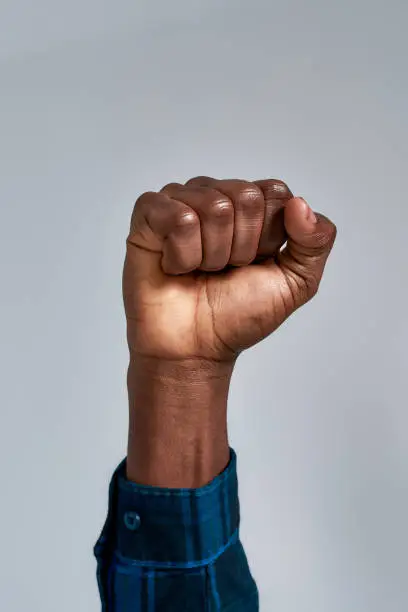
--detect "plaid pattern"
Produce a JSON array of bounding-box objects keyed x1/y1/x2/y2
[{"x1": 94, "y1": 449, "x2": 259, "y2": 611}]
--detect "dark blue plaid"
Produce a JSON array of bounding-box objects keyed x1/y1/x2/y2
[{"x1": 94, "y1": 449, "x2": 259, "y2": 610}]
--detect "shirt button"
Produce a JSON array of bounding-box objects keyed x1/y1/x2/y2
[{"x1": 124, "y1": 511, "x2": 141, "y2": 531}]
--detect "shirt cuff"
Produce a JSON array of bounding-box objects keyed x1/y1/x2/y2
[{"x1": 94, "y1": 449, "x2": 240, "y2": 569}]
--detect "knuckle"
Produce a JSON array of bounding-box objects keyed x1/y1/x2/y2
[
  {"x1": 254, "y1": 178, "x2": 293, "y2": 201},
  {"x1": 134, "y1": 191, "x2": 157, "y2": 208},
  {"x1": 291, "y1": 274, "x2": 319, "y2": 306},
  {"x1": 271, "y1": 179, "x2": 290, "y2": 192},
  {"x1": 314, "y1": 227, "x2": 336, "y2": 251},
  {"x1": 328, "y1": 221, "x2": 337, "y2": 242},
  {"x1": 236, "y1": 186, "x2": 263, "y2": 211},
  {"x1": 131, "y1": 192, "x2": 157, "y2": 227},
  {"x1": 173, "y1": 210, "x2": 199, "y2": 231},
  {"x1": 306, "y1": 277, "x2": 319, "y2": 300},
  {"x1": 185, "y1": 175, "x2": 214, "y2": 187},
  {"x1": 312, "y1": 215, "x2": 337, "y2": 249},
  {"x1": 266, "y1": 179, "x2": 292, "y2": 198},
  {"x1": 208, "y1": 197, "x2": 233, "y2": 219},
  {"x1": 161, "y1": 182, "x2": 183, "y2": 193}
]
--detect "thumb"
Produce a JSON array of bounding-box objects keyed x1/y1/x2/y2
[{"x1": 277, "y1": 197, "x2": 337, "y2": 305}]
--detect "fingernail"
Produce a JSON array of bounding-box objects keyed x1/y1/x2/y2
[{"x1": 300, "y1": 198, "x2": 317, "y2": 224}]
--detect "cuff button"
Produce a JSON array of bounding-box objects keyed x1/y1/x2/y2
[{"x1": 124, "y1": 511, "x2": 141, "y2": 531}]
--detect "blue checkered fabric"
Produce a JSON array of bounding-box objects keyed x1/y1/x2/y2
[{"x1": 94, "y1": 449, "x2": 259, "y2": 610}]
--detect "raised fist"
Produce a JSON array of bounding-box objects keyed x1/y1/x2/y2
[{"x1": 123, "y1": 176, "x2": 336, "y2": 362}]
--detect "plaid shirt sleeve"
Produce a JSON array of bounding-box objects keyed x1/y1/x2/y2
[{"x1": 94, "y1": 448, "x2": 259, "y2": 611}]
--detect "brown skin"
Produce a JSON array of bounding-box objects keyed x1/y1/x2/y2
[{"x1": 123, "y1": 177, "x2": 337, "y2": 487}]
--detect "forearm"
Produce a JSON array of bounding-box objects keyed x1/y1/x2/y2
[
  {"x1": 94, "y1": 355, "x2": 259, "y2": 611},
  {"x1": 126, "y1": 355, "x2": 235, "y2": 488}
]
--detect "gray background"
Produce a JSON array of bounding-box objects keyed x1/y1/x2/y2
[{"x1": 1, "y1": 1, "x2": 407, "y2": 610}]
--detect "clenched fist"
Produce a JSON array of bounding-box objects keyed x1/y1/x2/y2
[{"x1": 123, "y1": 176, "x2": 336, "y2": 363}]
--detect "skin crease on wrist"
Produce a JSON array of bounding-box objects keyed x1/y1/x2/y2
[{"x1": 123, "y1": 177, "x2": 337, "y2": 488}]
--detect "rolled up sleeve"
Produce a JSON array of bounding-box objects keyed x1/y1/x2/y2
[{"x1": 94, "y1": 449, "x2": 259, "y2": 611}]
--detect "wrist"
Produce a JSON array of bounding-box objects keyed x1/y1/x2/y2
[{"x1": 126, "y1": 355, "x2": 235, "y2": 488}]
